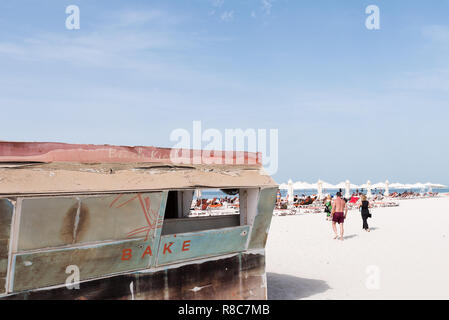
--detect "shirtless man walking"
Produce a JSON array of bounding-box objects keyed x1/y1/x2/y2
[{"x1": 331, "y1": 192, "x2": 348, "y2": 241}]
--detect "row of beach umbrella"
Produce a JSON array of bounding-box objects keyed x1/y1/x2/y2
[
  {"x1": 279, "y1": 180, "x2": 447, "y2": 191},
  {"x1": 280, "y1": 180, "x2": 447, "y2": 203}
]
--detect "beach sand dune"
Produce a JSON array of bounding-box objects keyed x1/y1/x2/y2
[{"x1": 266, "y1": 197, "x2": 449, "y2": 299}]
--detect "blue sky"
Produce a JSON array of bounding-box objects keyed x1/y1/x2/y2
[{"x1": 0, "y1": 1, "x2": 448, "y2": 185}]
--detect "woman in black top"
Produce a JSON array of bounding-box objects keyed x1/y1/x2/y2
[{"x1": 359, "y1": 195, "x2": 371, "y2": 232}]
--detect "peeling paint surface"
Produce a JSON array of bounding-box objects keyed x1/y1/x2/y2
[
  {"x1": 0, "y1": 187, "x2": 275, "y2": 299},
  {"x1": 0, "y1": 141, "x2": 277, "y2": 300},
  {"x1": 156, "y1": 226, "x2": 250, "y2": 266},
  {"x1": 3, "y1": 253, "x2": 266, "y2": 300},
  {"x1": 0, "y1": 199, "x2": 13, "y2": 294},
  {"x1": 10, "y1": 192, "x2": 168, "y2": 293},
  {"x1": 248, "y1": 188, "x2": 277, "y2": 249},
  {"x1": 17, "y1": 193, "x2": 164, "y2": 251},
  {"x1": 12, "y1": 239, "x2": 151, "y2": 292}
]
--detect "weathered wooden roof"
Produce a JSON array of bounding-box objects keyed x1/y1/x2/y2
[{"x1": 0, "y1": 141, "x2": 277, "y2": 196}]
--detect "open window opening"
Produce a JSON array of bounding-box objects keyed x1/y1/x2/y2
[
  {"x1": 161, "y1": 189, "x2": 247, "y2": 236},
  {"x1": 191, "y1": 189, "x2": 240, "y2": 217}
]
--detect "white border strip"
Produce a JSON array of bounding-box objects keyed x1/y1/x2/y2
[{"x1": 6, "y1": 198, "x2": 21, "y2": 293}]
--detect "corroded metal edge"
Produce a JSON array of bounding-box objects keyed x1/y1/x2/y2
[
  {"x1": 0, "y1": 141, "x2": 262, "y2": 166},
  {"x1": 1, "y1": 252, "x2": 266, "y2": 300}
]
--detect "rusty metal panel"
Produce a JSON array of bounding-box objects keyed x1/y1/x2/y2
[
  {"x1": 0, "y1": 141, "x2": 262, "y2": 166},
  {"x1": 0, "y1": 199, "x2": 13, "y2": 294},
  {"x1": 11, "y1": 239, "x2": 150, "y2": 293},
  {"x1": 161, "y1": 215, "x2": 240, "y2": 235},
  {"x1": 156, "y1": 226, "x2": 250, "y2": 266},
  {"x1": 9, "y1": 191, "x2": 168, "y2": 293},
  {"x1": 148, "y1": 191, "x2": 167, "y2": 267},
  {"x1": 247, "y1": 187, "x2": 277, "y2": 249},
  {"x1": 3, "y1": 252, "x2": 266, "y2": 300},
  {"x1": 17, "y1": 193, "x2": 164, "y2": 251}
]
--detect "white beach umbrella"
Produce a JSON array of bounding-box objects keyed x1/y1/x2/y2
[
  {"x1": 393, "y1": 183, "x2": 412, "y2": 189},
  {"x1": 334, "y1": 182, "x2": 346, "y2": 189},
  {"x1": 335, "y1": 181, "x2": 351, "y2": 189},
  {"x1": 424, "y1": 182, "x2": 447, "y2": 188},
  {"x1": 278, "y1": 183, "x2": 288, "y2": 190},
  {"x1": 306, "y1": 182, "x2": 317, "y2": 189},
  {"x1": 287, "y1": 179, "x2": 294, "y2": 204},
  {"x1": 413, "y1": 182, "x2": 427, "y2": 190},
  {"x1": 334, "y1": 181, "x2": 358, "y2": 190},
  {"x1": 384, "y1": 180, "x2": 390, "y2": 197},
  {"x1": 322, "y1": 181, "x2": 337, "y2": 189},
  {"x1": 390, "y1": 182, "x2": 405, "y2": 189},
  {"x1": 345, "y1": 180, "x2": 351, "y2": 199},
  {"x1": 293, "y1": 181, "x2": 304, "y2": 190},
  {"x1": 317, "y1": 180, "x2": 323, "y2": 200},
  {"x1": 291, "y1": 181, "x2": 302, "y2": 189},
  {"x1": 308, "y1": 182, "x2": 318, "y2": 190},
  {"x1": 292, "y1": 181, "x2": 311, "y2": 190},
  {"x1": 349, "y1": 183, "x2": 361, "y2": 190},
  {"x1": 366, "y1": 180, "x2": 372, "y2": 199},
  {"x1": 371, "y1": 182, "x2": 386, "y2": 189}
]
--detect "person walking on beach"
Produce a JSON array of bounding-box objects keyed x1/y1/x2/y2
[
  {"x1": 331, "y1": 192, "x2": 348, "y2": 240},
  {"x1": 359, "y1": 195, "x2": 371, "y2": 232},
  {"x1": 324, "y1": 195, "x2": 332, "y2": 221}
]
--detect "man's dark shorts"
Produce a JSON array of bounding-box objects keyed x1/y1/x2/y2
[{"x1": 332, "y1": 212, "x2": 345, "y2": 224}]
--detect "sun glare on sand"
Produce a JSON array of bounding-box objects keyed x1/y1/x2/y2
[{"x1": 266, "y1": 196, "x2": 449, "y2": 300}]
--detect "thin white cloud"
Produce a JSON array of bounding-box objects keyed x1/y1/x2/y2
[
  {"x1": 209, "y1": 0, "x2": 225, "y2": 16},
  {"x1": 0, "y1": 8, "x2": 246, "y2": 106},
  {"x1": 387, "y1": 69, "x2": 449, "y2": 93},
  {"x1": 220, "y1": 10, "x2": 234, "y2": 22},
  {"x1": 116, "y1": 9, "x2": 164, "y2": 26},
  {"x1": 0, "y1": 43, "x2": 25, "y2": 56},
  {"x1": 261, "y1": 0, "x2": 274, "y2": 15},
  {"x1": 212, "y1": 0, "x2": 225, "y2": 8},
  {"x1": 0, "y1": 7, "x2": 195, "y2": 68},
  {"x1": 0, "y1": 30, "x2": 178, "y2": 69}
]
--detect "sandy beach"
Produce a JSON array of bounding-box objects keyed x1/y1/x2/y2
[{"x1": 266, "y1": 196, "x2": 449, "y2": 299}]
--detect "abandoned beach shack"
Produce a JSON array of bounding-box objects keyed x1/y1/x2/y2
[{"x1": 0, "y1": 141, "x2": 277, "y2": 299}]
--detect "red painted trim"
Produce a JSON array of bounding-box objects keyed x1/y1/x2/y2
[{"x1": 0, "y1": 141, "x2": 262, "y2": 165}]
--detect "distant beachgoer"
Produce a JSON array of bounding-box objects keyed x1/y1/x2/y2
[
  {"x1": 359, "y1": 195, "x2": 371, "y2": 232},
  {"x1": 324, "y1": 195, "x2": 332, "y2": 220},
  {"x1": 276, "y1": 189, "x2": 281, "y2": 207},
  {"x1": 331, "y1": 191, "x2": 348, "y2": 240},
  {"x1": 294, "y1": 194, "x2": 299, "y2": 203}
]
